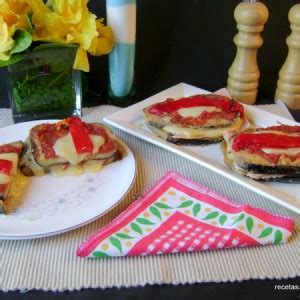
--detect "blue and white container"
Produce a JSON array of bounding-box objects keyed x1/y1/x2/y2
[{"x1": 106, "y1": 0, "x2": 136, "y2": 99}]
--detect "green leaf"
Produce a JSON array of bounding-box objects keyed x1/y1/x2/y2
[
  {"x1": 258, "y1": 227, "x2": 273, "y2": 238},
  {"x1": 192, "y1": 203, "x2": 201, "y2": 217},
  {"x1": 136, "y1": 218, "x2": 156, "y2": 225},
  {"x1": 130, "y1": 222, "x2": 143, "y2": 235},
  {"x1": 0, "y1": 53, "x2": 26, "y2": 67},
  {"x1": 177, "y1": 200, "x2": 193, "y2": 208},
  {"x1": 11, "y1": 30, "x2": 32, "y2": 54},
  {"x1": 232, "y1": 214, "x2": 245, "y2": 225},
  {"x1": 274, "y1": 230, "x2": 283, "y2": 244},
  {"x1": 32, "y1": 42, "x2": 78, "y2": 52},
  {"x1": 115, "y1": 233, "x2": 135, "y2": 239},
  {"x1": 109, "y1": 237, "x2": 122, "y2": 253},
  {"x1": 246, "y1": 217, "x2": 254, "y2": 233},
  {"x1": 203, "y1": 211, "x2": 219, "y2": 220},
  {"x1": 219, "y1": 214, "x2": 227, "y2": 225},
  {"x1": 92, "y1": 251, "x2": 110, "y2": 258},
  {"x1": 154, "y1": 202, "x2": 173, "y2": 209},
  {"x1": 149, "y1": 206, "x2": 162, "y2": 220}
]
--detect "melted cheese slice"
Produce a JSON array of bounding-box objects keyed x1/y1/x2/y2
[
  {"x1": 0, "y1": 173, "x2": 11, "y2": 184},
  {"x1": 49, "y1": 164, "x2": 84, "y2": 177},
  {"x1": 163, "y1": 118, "x2": 244, "y2": 139},
  {"x1": 53, "y1": 133, "x2": 105, "y2": 165},
  {"x1": 177, "y1": 106, "x2": 220, "y2": 118},
  {"x1": 262, "y1": 147, "x2": 300, "y2": 155},
  {"x1": 50, "y1": 160, "x2": 104, "y2": 177}
]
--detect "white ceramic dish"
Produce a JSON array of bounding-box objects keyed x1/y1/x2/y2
[
  {"x1": 0, "y1": 120, "x2": 136, "y2": 239},
  {"x1": 104, "y1": 83, "x2": 300, "y2": 214}
]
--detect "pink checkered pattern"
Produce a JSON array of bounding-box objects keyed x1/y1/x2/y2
[{"x1": 140, "y1": 216, "x2": 240, "y2": 255}]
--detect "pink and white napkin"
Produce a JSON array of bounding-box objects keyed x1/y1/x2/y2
[{"x1": 77, "y1": 172, "x2": 294, "y2": 258}]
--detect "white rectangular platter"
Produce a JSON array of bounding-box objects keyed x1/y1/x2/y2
[{"x1": 104, "y1": 83, "x2": 300, "y2": 214}]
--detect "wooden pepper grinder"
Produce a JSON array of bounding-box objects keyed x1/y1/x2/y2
[
  {"x1": 227, "y1": 1, "x2": 269, "y2": 104},
  {"x1": 274, "y1": 4, "x2": 300, "y2": 109}
]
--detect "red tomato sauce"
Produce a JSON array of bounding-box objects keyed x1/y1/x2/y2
[
  {"x1": 232, "y1": 133, "x2": 300, "y2": 164},
  {"x1": 37, "y1": 120, "x2": 117, "y2": 159},
  {"x1": 148, "y1": 95, "x2": 244, "y2": 117},
  {"x1": 0, "y1": 159, "x2": 13, "y2": 175},
  {"x1": 0, "y1": 145, "x2": 22, "y2": 154}
]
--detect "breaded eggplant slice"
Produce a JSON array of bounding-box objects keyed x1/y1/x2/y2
[
  {"x1": 143, "y1": 94, "x2": 245, "y2": 145},
  {"x1": 221, "y1": 124, "x2": 300, "y2": 182}
]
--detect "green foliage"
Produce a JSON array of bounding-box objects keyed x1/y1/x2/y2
[
  {"x1": 11, "y1": 30, "x2": 32, "y2": 54},
  {"x1": 8, "y1": 48, "x2": 78, "y2": 114},
  {"x1": 0, "y1": 53, "x2": 26, "y2": 67}
]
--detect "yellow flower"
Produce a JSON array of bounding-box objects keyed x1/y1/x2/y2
[
  {"x1": 88, "y1": 19, "x2": 114, "y2": 56},
  {"x1": 0, "y1": 0, "x2": 31, "y2": 61},
  {"x1": 0, "y1": 16, "x2": 14, "y2": 60},
  {"x1": 32, "y1": 0, "x2": 114, "y2": 72},
  {"x1": 0, "y1": 0, "x2": 31, "y2": 28}
]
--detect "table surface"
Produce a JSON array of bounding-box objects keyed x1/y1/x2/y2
[{"x1": 0, "y1": 103, "x2": 299, "y2": 300}]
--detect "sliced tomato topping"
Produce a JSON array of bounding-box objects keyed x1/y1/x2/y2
[
  {"x1": 232, "y1": 133, "x2": 300, "y2": 151},
  {"x1": 67, "y1": 117, "x2": 93, "y2": 154},
  {"x1": 148, "y1": 95, "x2": 244, "y2": 117},
  {"x1": 0, "y1": 159, "x2": 13, "y2": 175}
]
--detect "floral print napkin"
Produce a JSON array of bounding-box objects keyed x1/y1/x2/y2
[{"x1": 77, "y1": 171, "x2": 294, "y2": 258}]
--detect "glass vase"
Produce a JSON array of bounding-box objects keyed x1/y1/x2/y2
[
  {"x1": 106, "y1": 0, "x2": 136, "y2": 106},
  {"x1": 6, "y1": 47, "x2": 82, "y2": 123}
]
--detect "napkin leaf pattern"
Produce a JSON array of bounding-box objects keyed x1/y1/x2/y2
[{"x1": 77, "y1": 172, "x2": 294, "y2": 258}]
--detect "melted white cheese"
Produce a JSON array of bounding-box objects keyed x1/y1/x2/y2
[
  {"x1": 163, "y1": 118, "x2": 244, "y2": 139},
  {"x1": 0, "y1": 173, "x2": 11, "y2": 184},
  {"x1": 90, "y1": 135, "x2": 105, "y2": 153},
  {"x1": 262, "y1": 147, "x2": 300, "y2": 155},
  {"x1": 84, "y1": 160, "x2": 103, "y2": 173},
  {"x1": 177, "y1": 106, "x2": 220, "y2": 118},
  {"x1": 53, "y1": 134, "x2": 105, "y2": 165},
  {"x1": 49, "y1": 164, "x2": 84, "y2": 177}
]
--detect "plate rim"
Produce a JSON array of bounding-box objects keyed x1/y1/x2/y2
[
  {"x1": 103, "y1": 82, "x2": 300, "y2": 214},
  {"x1": 0, "y1": 120, "x2": 136, "y2": 240}
]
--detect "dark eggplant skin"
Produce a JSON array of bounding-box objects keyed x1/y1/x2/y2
[
  {"x1": 240, "y1": 163, "x2": 300, "y2": 175},
  {"x1": 0, "y1": 195, "x2": 4, "y2": 214},
  {"x1": 256, "y1": 176, "x2": 300, "y2": 183},
  {"x1": 166, "y1": 136, "x2": 222, "y2": 145}
]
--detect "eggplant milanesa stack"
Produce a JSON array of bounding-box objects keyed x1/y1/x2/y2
[
  {"x1": 221, "y1": 125, "x2": 300, "y2": 182},
  {"x1": 0, "y1": 141, "x2": 25, "y2": 213},
  {"x1": 20, "y1": 117, "x2": 124, "y2": 177},
  {"x1": 143, "y1": 94, "x2": 245, "y2": 145}
]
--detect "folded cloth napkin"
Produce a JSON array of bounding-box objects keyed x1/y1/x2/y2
[{"x1": 77, "y1": 171, "x2": 294, "y2": 258}]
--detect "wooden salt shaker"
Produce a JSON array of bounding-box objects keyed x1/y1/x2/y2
[
  {"x1": 227, "y1": 1, "x2": 269, "y2": 104},
  {"x1": 275, "y1": 4, "x2": 300, "y2": 109}
]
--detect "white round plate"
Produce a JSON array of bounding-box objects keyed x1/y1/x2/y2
[{"x1": 0, "y1": 120, "x2": 136, "y2": 240}]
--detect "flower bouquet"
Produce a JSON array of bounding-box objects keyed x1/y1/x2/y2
[{"x1": 0, "y1": 0, "x2": 115, "y2": 122}]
